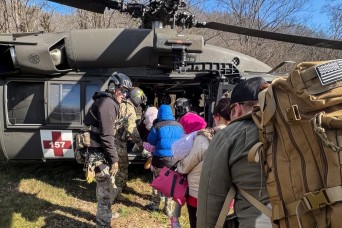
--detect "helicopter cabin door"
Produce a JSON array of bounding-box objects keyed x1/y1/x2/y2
[{"x1": 1, "y1": 77, "x2": 102, "y2": 160}]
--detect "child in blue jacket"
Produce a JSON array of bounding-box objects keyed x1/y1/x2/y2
[{"x1": 147, "y1": 104, "x2": 184, "y2": 216}]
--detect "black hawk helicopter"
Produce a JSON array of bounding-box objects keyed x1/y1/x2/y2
[{"x1": 0, "y1": 0, "x2": 341, "y2": 162}]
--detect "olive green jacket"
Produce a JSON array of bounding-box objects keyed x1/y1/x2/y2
[{"x1": 197, "y1": 115, "x2": 270, "y2": 228}]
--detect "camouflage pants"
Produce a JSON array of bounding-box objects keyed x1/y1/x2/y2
[
  {"x1": 114, "y1": 140, "x2": 128, "y2": 199},
  {"x1": 95, "y1": 162, "x2": 116, "y2": 228},
  {"x1": 151, "y1": 167, "x2": 174, "y2": 216}
]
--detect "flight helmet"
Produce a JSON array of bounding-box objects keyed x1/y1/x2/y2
[
  {"x1": 129, "y1": 87, "x2": 147, "y2": 107},
  {"x1": 158, "y1": 92, "x2": 171, "y2": 105},
  {"x1": 174, "y1": 98, "x2": 191, "y2": 118},
  {"x1": 107, "y1": 72, "x2": 132, "y2": 93}
]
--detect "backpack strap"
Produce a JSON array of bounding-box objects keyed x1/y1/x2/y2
[
  {"x1": 251, "y1": 87, "x2": 277, "y2": 154},
  {"x1": 248, "y1": 142, "x2": 263, "y2": 163},
  {"x1": 258, "y1": 86, "x2": 277, "y2": 127},
  {"x1": 295, "y1": 186, "x2": 342, "y2": 228},
  {"x1": 215, "y1": 185, "x2": 272, "y2": 228},
  {"x1": 236, "y1": 186, "x2": 272, "y2": 218},
  {"x1": 215, "y1": 185, "x2": 236, "y2": 228}
]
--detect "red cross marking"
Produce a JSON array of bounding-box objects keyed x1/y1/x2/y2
[{"x1": 43, "y1": 131, "x2": 72, "y2": 157}]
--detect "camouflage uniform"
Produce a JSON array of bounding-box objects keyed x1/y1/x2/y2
[
  {"x1": 115, "y1": 99, "x2": 143, "y2": 198},
  {"x1": 83, "y1": 92, "x2": 121, "y2": 227},
  {"x1": 95, "y1": 162, "x2": 116, "y2": 228}
]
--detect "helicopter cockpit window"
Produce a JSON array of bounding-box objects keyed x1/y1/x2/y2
[
  {"x1": 7, "y1": 81, "x2": 45, "y2": 125},
  {"x1": 49, "y1": 83, "x2": 81, "y2": 124},
  {"x1": 85, "y1": 83, "x2": 101, "y2": 112}
]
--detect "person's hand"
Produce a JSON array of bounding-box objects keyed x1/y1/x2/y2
[
  {"x1": 110, "y1": 162, "x2": 119, "y2": 176},
  {"x1": 141, "y1": 149, "x2": 151, "y2": 158}
]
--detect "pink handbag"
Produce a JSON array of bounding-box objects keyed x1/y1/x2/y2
[{"x1": 151, "y1": 166, "x2": 188, "y2": 205}]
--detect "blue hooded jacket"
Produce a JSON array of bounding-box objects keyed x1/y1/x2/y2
[{"x1": 147, "y1": 104, "x2": 184, "y2": 158}]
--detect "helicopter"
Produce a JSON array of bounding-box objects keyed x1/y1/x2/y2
[{"x1": 0, "y1": 0, "x2": 341, "y2": 163}]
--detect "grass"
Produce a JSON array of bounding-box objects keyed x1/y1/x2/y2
[{"x1": 0, "y1": 161, "x2": 190, "y2": 228}]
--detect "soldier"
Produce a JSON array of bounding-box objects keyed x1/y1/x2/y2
[
  {"x1": 114, "y1": 87, "x2": 147, "y2": 199},
  {"x1": 82, "y1": 72, "x2": 132, "y2": 228},
  {"x1": 174, "y1": 97, "x2": 192, "y2": 120}
]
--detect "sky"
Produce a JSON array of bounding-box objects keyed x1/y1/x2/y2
[{"x1": 300, "y1": 0, "x2": 331, "y2": 29}]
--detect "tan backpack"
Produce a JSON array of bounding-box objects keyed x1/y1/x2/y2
[{"x1": 250, "y1": 60, "x2": 342, "y2": 228}]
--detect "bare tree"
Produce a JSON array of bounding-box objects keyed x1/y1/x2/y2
[
  {"x1": 325, "y1": 0, "x2": 342, "y2": 39},
  {"x1": 0, "y1": 0, "x2": 53, "y2": 32},
  {"x1": 40, "y1": 11, "x2": 53, "y2": 32},
  {"x1": 0, "y1": 0, "x2": 10, "y2": 32},
  {"x1": 184, "y1": 0, "x2": 342, "y2": 67},
  {"x1": 66, "y1": 8, "x2": 140, "y2": 30}
]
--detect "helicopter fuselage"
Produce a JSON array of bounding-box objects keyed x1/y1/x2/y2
[{"x1": 0, "y1": 28, "x2": 271, "y2": 162}]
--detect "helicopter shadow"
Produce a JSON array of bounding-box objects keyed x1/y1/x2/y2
[
  {"x1": 115, "y1": 165, "x2": 154, "y2": 210},
  {"x1": 0, "y1": 161, "x2": 96, "y2": 228},
  {"x1": 0, "y1": 160, "x2": 155, "y2": 227},
  {"x1": 122, "y1": 184, "x2": 152, "y2": 201}
]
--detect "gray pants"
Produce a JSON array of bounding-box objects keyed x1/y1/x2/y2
[
  {"x1": 151, "y1": 167, "x2": 174, "y2": 216},
  {"x1": 172, "y1": 203, "x2": 182, "y2": 218}
]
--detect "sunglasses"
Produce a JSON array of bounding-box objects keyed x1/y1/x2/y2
[{"x1": 119, "y1": 87, "x2": 130, "y2": 95}]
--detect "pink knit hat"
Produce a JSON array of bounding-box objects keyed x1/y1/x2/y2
[{"x1": 179, "y1": 112, "x2": 207, "y2": 134}]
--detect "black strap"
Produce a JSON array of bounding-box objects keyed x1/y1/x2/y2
[
  {"x1": 171, "y1": 160, "x2": 180, "y2": 170},
  {"x1": 170, "y1": 173, "x2": 178, "y2": 197}
]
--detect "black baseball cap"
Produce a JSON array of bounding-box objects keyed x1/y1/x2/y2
[{"x1": 230, "y1": 77, "x2": 266, "y2": 104}]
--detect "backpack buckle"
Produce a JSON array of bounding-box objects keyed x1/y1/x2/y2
[
  {"x1": 302, "y1": 189, "x2": 330, "y2": 210},
  {"x1": 285, "y1": 105, "x2": 301, "y2": 121}
]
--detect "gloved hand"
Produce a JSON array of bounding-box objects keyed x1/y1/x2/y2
[
  {"x1": 110, "y1": 162, "x2": 119, "y2": 176},
  {"x1": 141, "y1": 149, "x2": 152, "y2": 158},
  {"x1": 86, "y1": 164, "x2": 96, "y2": 183}
]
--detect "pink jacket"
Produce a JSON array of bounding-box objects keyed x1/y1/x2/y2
[
  {"x1": 179, "y1": 112, "x2": 206, "y2": 134},
  {"x1": 172, "y1": 112, "x2": 206, "y2": 160}
]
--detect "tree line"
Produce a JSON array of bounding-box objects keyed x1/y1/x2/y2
[{"x1": 0, "y1": 0, "x2": 341, "y2": 68}]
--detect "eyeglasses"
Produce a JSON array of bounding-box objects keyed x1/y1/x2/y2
[
  {"x1": 228, "y1": 103, "x2": 245, "y2": 116},
  {"x1": 229, "y1": 102, "x2": 244, "y2": 110},
  {"x1": 219, "y1": 102, "x2": 245, "y2": 114},
  {"x1": 220, "y1": 104, "x2": 230, "y2": 113}
]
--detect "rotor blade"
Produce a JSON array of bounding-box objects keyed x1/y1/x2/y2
[
  {"x1": 48, "y1": 0, "x2": 106, "y2": 13},
  {"x1": 199, "y1": 22, "x2": 342, "y2": 50}
]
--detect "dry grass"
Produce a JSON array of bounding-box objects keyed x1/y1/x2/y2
[{"x1": 0, "y1": 161, "x2": 190, "y2": 228}]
